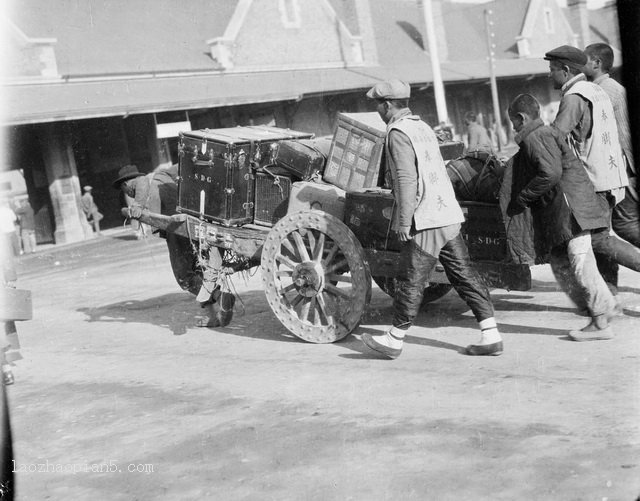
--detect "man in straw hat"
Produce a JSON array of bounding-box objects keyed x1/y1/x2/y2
[{"x1": 113, "y1": 164, "x2": 234, "y2": 328}]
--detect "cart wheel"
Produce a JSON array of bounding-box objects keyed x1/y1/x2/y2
[
  {"x1": 261, "y1": 210, "x2": 372, "y2": 343},
  {"x1": 372, "y1": 276, "x2": 453, "y2": 307}
]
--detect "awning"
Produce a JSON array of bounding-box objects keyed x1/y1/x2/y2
[{"x1": 3, "y1": 59, "x2": 551, "y2": 125}]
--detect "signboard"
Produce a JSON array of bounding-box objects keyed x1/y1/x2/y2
[{"x1": 156, "y1": 121, "x2": 192, "y2": 139}]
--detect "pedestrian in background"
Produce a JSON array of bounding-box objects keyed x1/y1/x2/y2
[
  {"x1": 81, "y1": 185, "x2": 103, "y2": 235},
  {"x1": 545, "y1": 44, "x2": 640, "y2": 296},
  {"x1": 0, "y1": 198, "x2": 20, "y2": 259},
  {"x1": 507, "y1": 94, "x2": 616, "y2": 341},
  {"x1": 464, "y1": 111, "x2": 493, "y2": 153},
  {"x1": 361, "y1": 79, "x2": 503, "y2": 358},
  {"x1": 14, "y1": 198, "x2": 36, "y2": 254}
]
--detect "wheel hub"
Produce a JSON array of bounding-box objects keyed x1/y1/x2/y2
[{"x1": 291, "y1": 261, "x2": 325, "y2": 297}]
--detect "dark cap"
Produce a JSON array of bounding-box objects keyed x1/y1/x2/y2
[
  {"x1": 112, "y1": 164, "x2": 145, "y2": 189},
  {"x1": 366, "y1": 79, "x2": 411, "y2": 100},
  {"x1": 544, "y1": 45, "x2": 587, "y2": 71}
]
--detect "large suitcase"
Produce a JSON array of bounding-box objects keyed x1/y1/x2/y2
[
  {"x1": 439, "y1": 141, "x2": 465, "y2": 161},
  {"x1": 177, "y1": 126, "x2": 312, "y2": 226},
  {"x1": 344, "y1": 188, "x2": 400, "y2": 251},
  {"x1": 275, "y1": 137, "x2": 332, "y2": 181},
  {"x1": 287, "y1": 181, "x2": 346, "y2": 221},
  {"x1": 460, "y1": 202, "x2": 508, "y2": 261},
  {"x1": 324, "y1": 112, "x2": 386, "y2": 191},
  {"x1": 253, "y1": 168, "x2": 292, "y2": 227},
  {"x1": 344, "y1": 191, "x2": 507, "y2": 262}
]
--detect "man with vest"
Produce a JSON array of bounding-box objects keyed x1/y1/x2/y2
[
  {"x1": 361, "y1": 80, "x2": 503, "y2": 358},
  {"x1": 583, "y1": 43, "x2": 639, "y2": 251},
  {"x1": 545, "y1": 45, "x2": 640, "y2": 306}
]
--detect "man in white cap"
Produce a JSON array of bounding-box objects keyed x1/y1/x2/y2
[{"x1": 361, "y1": 79, "x2": 503, "y2": 358}]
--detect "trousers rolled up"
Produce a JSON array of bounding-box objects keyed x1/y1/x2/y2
[
  {"x1": 393, "y1": 233, "x2": 494, "y2": 328},
  {"x1": 549, "y1": 231, "x2": 616, "y2": 317}
]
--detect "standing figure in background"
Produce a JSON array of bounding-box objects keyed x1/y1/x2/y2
[
  {"x1": 81, "y1": 186, "x2": 102, "y2": 235},
  {"x1": 14, "y1": 198, "x2": 36, "y2": 254},
  {"x1": 0, "y1": 199, "x2": 20, "y2": 261},
  {"x1": 464, "y1": 111, "x2": 493, "y2": 153}
]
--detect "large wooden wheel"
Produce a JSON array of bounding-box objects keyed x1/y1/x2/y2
[
  {"x1": 261, "y1": 210, "x2": 372, "y2": 343},
  {"x1": 373, "y1": 276, "x2": 453, "y2": 307}
]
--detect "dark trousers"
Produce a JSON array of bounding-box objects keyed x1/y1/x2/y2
[
  {"x1": 612, "y1": 186, "x2": 640, "y2": 247},
  {"x1": 393, "y1": 233, "x2": 494, "y2": 328},
  {"x1": 593, "y1": 189, "x2": 640, "y2": 290},
  {"x1": 166, "y1": 233, "x2": 203, "y2": 296}
]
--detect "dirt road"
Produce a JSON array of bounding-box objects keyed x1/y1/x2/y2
[{"x1": 6, "y1": 230, "x2": 640, "y2": 500}]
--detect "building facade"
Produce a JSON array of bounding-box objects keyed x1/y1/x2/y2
[{"x1": 1, "y1": 0, "x2": 619, "y2": 245}]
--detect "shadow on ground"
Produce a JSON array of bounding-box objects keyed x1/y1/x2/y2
[
  {"x1": 77, "y1": 289, "x2": 298, "y2": 342},
  {"x1": 78, "y1": 292, "x2": 201, "y2": 336}
]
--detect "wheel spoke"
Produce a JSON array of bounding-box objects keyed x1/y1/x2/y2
[
  {"x1": 325, "y1": 257, "x2": 348, "y2": 276},
  {"x1": 276, "y1": 253, "x2": 298, "y2": 270},
  {"x1": 312, "y1": 232, "x2": 325, "y2": 262},
  {"x1": 279, "y1": 282, "x2": 297, "y2": 295},
  {"x1": 281, "y1": 238, "x2": 297, "y2": 259},
  {"x1": 322, "y1": 242, "x2": 339, "y2": 267},
  {"x1": 324, "y1": 283, "x2": 352, "y2": 300},
  {"x1": 299, "y1": 297, "x2": 311, "y2": 322},
  {"x1": 276, "y1": 270, "x2": 293, "y2": 278},
  {"x1": 292, "y1": 231, "x2": 311, "y2": 262},
  {"x1": 290, "y1": 293, "x2": 305, "y2": 308},
  {"x1": 326, "y1": 273, "x2": 351, "y2": 283},
  {"x1": 309, "y1": 296, "x2": 320, "y2": 325},
  {"x1": 306, "y1": 230, "x2": 316, "y2": 259},
  {"x1": 316, "y1": 293, "x2": 333, "y2": 323}
]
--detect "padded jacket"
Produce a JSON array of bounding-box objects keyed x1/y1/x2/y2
[{"x1": 508, "y1": 118, "x2": 609, "y2": 256}]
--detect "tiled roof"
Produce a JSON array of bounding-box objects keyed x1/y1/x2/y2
[
  {"x1": 2, "y1": 0, "x2": 617, "y2": 124},
  {"x1": 8, "y1": 0, "x2": 237, "y2": 76},
  {"x1": 439, "y1": 0, "x2": 531, "y2": 61}
]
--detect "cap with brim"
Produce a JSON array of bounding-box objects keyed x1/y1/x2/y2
[
  {"x1": 112, "y1": 165, "x2": 145, "y2": 189},
  {"x1": 544, "y1": 45, "x2": 587, "y2": 72},
  {"x1": 366, "y1": 79, "x2": 411, "y2": 100}
]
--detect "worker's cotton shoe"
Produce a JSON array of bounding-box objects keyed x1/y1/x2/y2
[
  {"x1": 466, "y1": 318, "x2": 503, "y2": 356},
  {"x1": 362, "y1": 329, "x2": 405, "y2": 359},
  {"x1": 568, "y1": 316, "x2": 614, "y2": 341},
  {"x1": 465, "y1": 341, "x2": 503, "y2": 356}
]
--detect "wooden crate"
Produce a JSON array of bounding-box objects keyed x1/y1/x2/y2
[{"x1": 323, "y1": 113, "x2": 386, "y2": 191}]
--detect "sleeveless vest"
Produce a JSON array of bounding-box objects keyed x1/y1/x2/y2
[
  {"x1": 387, "y1": 115, "x2": 464, "y2": 231},
  {"x1": 565, "y1": 81, "x2": 628, "y2": 192}
]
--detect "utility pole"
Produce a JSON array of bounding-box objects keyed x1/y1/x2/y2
[
  {"x1": 484, "y1": 8, "x2": 502, "y2": 151},
  {"x1": 421, "y1": 0, "x2": 449, "y2": 124}
]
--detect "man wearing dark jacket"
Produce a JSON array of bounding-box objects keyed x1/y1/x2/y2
[{"x1": 507, "y1": 94, "x2": 617, "y2": 340}]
